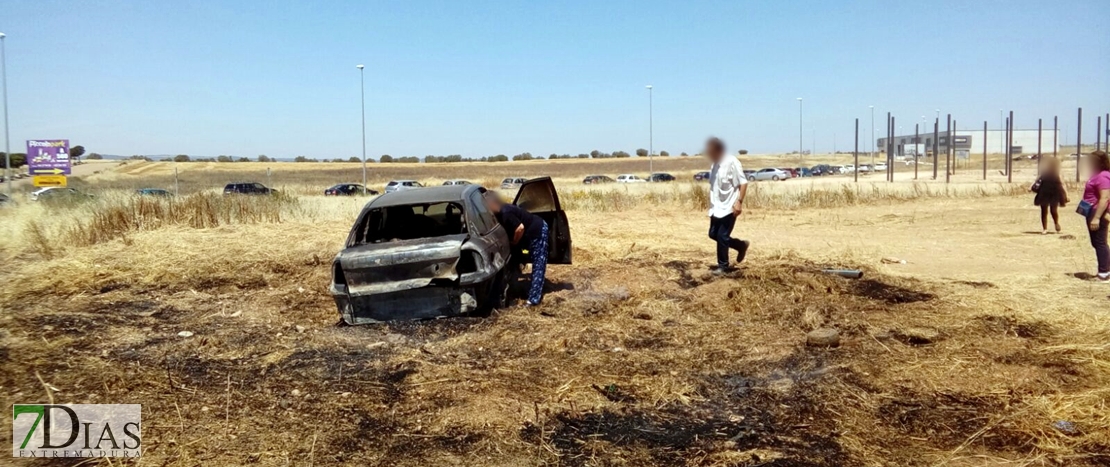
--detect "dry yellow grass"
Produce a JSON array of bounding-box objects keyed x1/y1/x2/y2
[{"x1": 0, "y1": 162, "x2": 1106, "y2": 466}]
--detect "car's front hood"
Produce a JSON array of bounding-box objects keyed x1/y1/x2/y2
[{"x1": 337, "y1": 234, "x2": 467, "y2": 295}]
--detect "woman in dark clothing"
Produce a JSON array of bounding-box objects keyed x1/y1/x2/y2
[
  {"x1": 484, "y1": 192, "x2": 550, "y2": 306},
  {"x1": 1033, "y1": 156, "x2": 1068, "y2": 234}
]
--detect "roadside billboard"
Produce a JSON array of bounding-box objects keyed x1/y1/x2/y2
[{"x1": 26, "y1": 139, "x2": 71, "y2": 175}]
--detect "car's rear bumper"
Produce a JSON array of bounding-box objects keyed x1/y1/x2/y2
[{"x1": 331, "y1": 283, "x2": 479, "y2": 324}]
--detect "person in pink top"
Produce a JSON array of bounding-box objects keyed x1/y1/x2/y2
[{"x1": 1081, "y1": 150, "x2": 1110, "y2": 282}]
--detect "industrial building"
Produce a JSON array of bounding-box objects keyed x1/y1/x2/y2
[{"x1": 877, "y1": 129, "x2": 1060, "y2": 159}]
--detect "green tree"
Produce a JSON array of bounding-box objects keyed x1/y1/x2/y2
[
  {"x1": 217, "y1": 155, "x2": 233, "y2": 163},
  {"x1": 348, "y1": 157, "x2": 361, "y2": 163},
  {"x1": 258, "y1": 155, "x2": 271, "y2": 162},
  {"x1": 738, "y1": 149, "x2": 749, "y2": 155},
  {"x1": 577, "y1": 153, "x2": 589, "y2": 158},
  {"x1": 380, "y1": 155, "x2": 394, "y2": 163},
  {"x1": 1, "y1": 153, "x2": 27, "y2": 168},
  {"x1": 680, "y1": 152, "x2": 689, "y2": 157},
  {"x1": 237, "y1": 157, "x2": 251, "y2": 162},
  {"x1": 659, "y1": 150, "x2": 670, "y2": 157},
  {"x1": 173, "y1": 154, "x2": 191, "y2": 162},
  {"x1": 86, "y1": 153, "x2": 104, "y2": 160},
  {"x1": 69, "y1": 145, "x2": 86, "y2": 163},
  {"x1": 590, "y1": 150, "x2": 600, "y2": 159}
]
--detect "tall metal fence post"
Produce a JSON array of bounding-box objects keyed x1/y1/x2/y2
[
  {"x1": 945, "y1": 114, "x2": 951, "y2": 183},
  {"x1": 914, "y1": 123, "x2": 919, "y2": 180},
  {"x1": 1076, "y1": 108, "x2": 1082, "y2": 182},
  {"x1": 933, "y1": 119, "x2": 939, "y2": 180},
  {"x1": 1004, "y1": 117, "x2": 1010, "y2": 181},
  {"x1": 1097, "y1": 115, "x2": 1103, "y2": 151},
  {"x1": 1008, "y1": 111, "x2": 1014, "y2": 183},
  {"x1": 982, "y1": 121, "x2": 987, "y2": 180},
  {"x1": 854, "y1": 118, "x2": 859, "y2": 183},
  {"x1": 889, "y1": 115, "x2": 896, "y2": 182}
]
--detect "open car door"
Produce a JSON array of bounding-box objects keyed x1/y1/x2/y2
[{"x1": 513, "y1": 177, "x2": 572, "y2": 264}]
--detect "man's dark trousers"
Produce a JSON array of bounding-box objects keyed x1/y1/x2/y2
[{"x1": 708, "y1": 214, "x2": 745, "y2": 268}]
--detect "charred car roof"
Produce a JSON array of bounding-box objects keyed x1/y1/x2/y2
[{"x1": 366, "y1": 185, "x2": 480, "y2": 208}]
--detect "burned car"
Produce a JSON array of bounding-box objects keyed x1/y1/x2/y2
[{"x1": 330, "y1": 178, "x2": 571, "y2": 324}]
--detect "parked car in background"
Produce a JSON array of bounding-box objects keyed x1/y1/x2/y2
[
  {"x1": 326, "y1": 183, "x2": 378, "y2": 196},
  {"x1": 810, "y1": 164, "x2": 832, "y2": 176},
  {"x1": 385, "y1": 180, "x2": 424, "y2": 194},
  {"x1": 778, "y1": 168, "x2": 799, "y2": 178},
  {"x1": 743, "y1": 169, "x2": 756, "y2": 179},
  {"x1": 794, "y1": 167, "x2": 812, "y2": 177},
  {"x1": 829, "y1": 165, "x2": 844, "y2": 174},
  {"x1": 749, "y1": 168, "x2": 790, "y2": 181},
  {"x1": 500, "y1": 177, "x2": 526, "y2": 190},
  {"x1": 874, "y1": 163, "x2": 888, "y2": 172},
  {"x1": 694, "y1": 171, "x2": 711, "y2": 181},
  {"x1": 442, "y1": 180, "x2": 472, "y2": 186},
  {"x1": 582, "y1": 175, "x2": 615, "y2": 184},
  {"x1": 31, "y1": 187, "x2": 94, "y2": 202},
  {"x1": 857, "y1": 164, "x2": 873, "y2": 173},
  {"x1": 329, "y1": 179, "x2": 571, "y2": 324},
  {"x1": 224, "y1": 182, "x2": 275, "y2": 195},
  {"x1": 136, "y1": 188, "x2": 173, "y2": 197},
  {"x1": 616, "y1": 174, "x2": 646, "y2": 183},
  {"x1": 647, "y1": 173, "x2": 676, "y2": 182}
]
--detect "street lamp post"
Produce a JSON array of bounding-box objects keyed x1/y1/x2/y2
[
  {"x1": 1, "y1": 32, "x2": 10, "y2": 196},
  {"x1": 797, "y1": 98, "x2": 803, "y2": 156},
  {"x1": 646, "y1": 85, "x2": 653, "y2": 174},
  {"x1": 356, "y1": 64, "x2": 367, "y2": 194}
]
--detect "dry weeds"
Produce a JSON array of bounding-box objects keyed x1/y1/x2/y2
[{"x1": 0, "y1": 166, "x2": 1106, "y2": 467}]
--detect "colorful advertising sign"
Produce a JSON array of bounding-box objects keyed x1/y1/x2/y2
[{"x1": 26, "y1": 140, "x2": 71, "y2": 175}]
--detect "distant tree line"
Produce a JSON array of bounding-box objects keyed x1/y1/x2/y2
[{"x1": 134, "y1": 148, "x2": 712, "y2": 164}]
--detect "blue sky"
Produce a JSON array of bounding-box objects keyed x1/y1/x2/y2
[{"x1": 1, "y1": 0, "x2": 1107, "y2": 158}]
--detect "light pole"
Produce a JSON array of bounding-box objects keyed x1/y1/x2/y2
[
  {"x1": 646, "y1": 85, "x2": 653, "y2": 174},
  {"x1": 1, "y1": 32, "x2": 10, "y2": 196},
  {"x1": 797, "y1": 98, "x2": 803, "y2": 156},
  {"x1": 356, "y1": 64, "x2": 367, "y2": 194},
  {"x1": 1000, "y1": 109, "x2": 1004, "y2": 155},
  {"x1": 869, "y1": 106, "x2": 874, "y2": 165}
]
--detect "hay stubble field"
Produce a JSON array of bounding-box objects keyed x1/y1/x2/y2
[{"x1": 1, "y1": 157, "x2": 1107, "y2": 466}]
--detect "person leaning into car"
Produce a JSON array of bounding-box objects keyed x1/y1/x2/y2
[{"x1": 485, "y1": 192, "x2": 550, "y2": 306}]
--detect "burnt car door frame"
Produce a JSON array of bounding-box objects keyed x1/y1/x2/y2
[{"x1": 512, "y1": 177, "x2": 572, "y2": 265}]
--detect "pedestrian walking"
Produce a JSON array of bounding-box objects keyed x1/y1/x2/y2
[{"x1": 704, "y1": 137, "x2": 750, "y2": 274}]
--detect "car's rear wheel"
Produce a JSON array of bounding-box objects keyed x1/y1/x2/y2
[
  {"x1": 478, "y1": 269, "x2": 512, "y2": 316},
  {"x1": 772, "y1": 175, "x2": 780, "y2": 181}
]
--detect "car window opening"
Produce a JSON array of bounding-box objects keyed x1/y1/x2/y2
[{"x1": 353, "y1": 202, "x2": 467, "y2": 245}]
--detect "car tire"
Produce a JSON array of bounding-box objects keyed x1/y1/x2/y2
[
  {"x1": 747, "y1": 176, "x2": 755, "y2": 181},
  {"x1": 478, "y1": 269, "x2": 512, "y2": 316},
  {"x1": 772, "y1": 175, "x2": 780, "y2": 181}
]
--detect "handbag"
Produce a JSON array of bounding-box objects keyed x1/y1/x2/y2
[
  {"x1": 1030, "y1": 178, "x2": 1042, "y2": 193},
  {"x1": 1076, "y1": 200, "x2": 1093, "y2": 217}
]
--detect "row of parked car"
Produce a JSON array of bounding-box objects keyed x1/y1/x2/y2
[{"x1": 581, "y1": 173, "x2": 677, "y2": 184}]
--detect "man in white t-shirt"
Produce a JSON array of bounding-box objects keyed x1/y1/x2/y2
[{"x1": 705, "y1": 137, "x2": 750, "y2": 274}]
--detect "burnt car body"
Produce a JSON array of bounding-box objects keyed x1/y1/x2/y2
[{"x1": 330, "y1": 178, "x2": 571, "y2": 324}]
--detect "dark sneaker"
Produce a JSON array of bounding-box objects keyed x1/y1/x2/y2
[
  {"x1": 736, "y1": 240, "x2": 750, "y2": 263},
  {"x1": 712, "y1": 266, "x2": 735, "y2": 276}
]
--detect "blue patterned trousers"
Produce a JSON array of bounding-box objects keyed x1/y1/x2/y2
[{"x1": 528, "y1": 221, "x2": 549, "y2": 305}]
